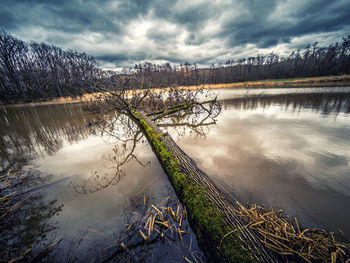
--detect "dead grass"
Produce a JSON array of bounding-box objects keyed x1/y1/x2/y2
[
  {"x1": 227, "y1": 201, "x2": 350, "y2": 262},
  {"x1": 50, "y1": 92, "x2": 105, "y2": 103},
  {"x1": 57, "y1": 74, "x2": 350, "y2": 104},
  {"x1": 110, "y1": 195, "x2": 350, "y2": 262},
  {"x1": 109, "y1": 195, "x2": 189, "y2": 247},
  {"x1": 6, "y1": 75, "x2": 350, "y2": 107},
  {"x1": 105, "y1": 194, "x2": 205, "y2": 263},
  {"x1": 177, "y1": 74, "x2": 350, "y2": 91}
]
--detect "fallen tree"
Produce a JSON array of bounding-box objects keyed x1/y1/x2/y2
[
  {"x1": 130, "y1": 110, "x2": 279, "y2": 262},
  {"x1": 83, "y1": 83, "x2": 280, "y2": 262},
  {"x1": 84, "y1": 81, "x2": 350, "y2": 262}
]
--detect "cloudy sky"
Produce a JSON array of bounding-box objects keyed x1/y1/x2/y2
[{"x1": 1, "y1": 0, "x2": 350, "y2": 69}]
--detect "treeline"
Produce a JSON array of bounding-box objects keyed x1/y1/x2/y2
[
  {"x1": 1, "y1": 28, "x2": 350, "y2": 103},
  {"x1": 132, "y1": 35, "x2": 350, "y2": 87},
  {"x1": 203, "y1": 35, "x2": 350, "y2": 84},
  {"x1": 0, "y1": 30, "x2": 100, "y2": 103}
]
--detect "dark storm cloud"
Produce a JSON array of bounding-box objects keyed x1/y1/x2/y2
[
  {"x1": 1, "y1": 0, "x2": 350, "y2": 68},
  {"x1": 96, "y1": 52, "x2": 149, "y2": 64},
  {"x1": 221, "y1": 0, "x2": 350, "y2": 48},
  {"x1": 0, "y1": 9, "x2": 16, "y2": 30},
  {"x1": 96, "y1": 54, "x2": 130, "y2": 63},
  {"x1": 151, "y1": 0, "x2": 217, "y2": 30}
]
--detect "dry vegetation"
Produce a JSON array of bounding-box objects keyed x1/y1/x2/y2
[
  {"x1": 103, "y1": 194, "x2": 205, "y2": 263},
  {"x1": 229, "y1": 201, "x2": 350, "y2": 262},
  {"x1": 23, "y1": 74, "x2": 350, "y2": 107},
  {"x1": 178, "y1": 74, "x2": 350, "y2": 90}
]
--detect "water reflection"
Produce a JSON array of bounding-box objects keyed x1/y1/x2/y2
[
  {"x1": 0, "y1": 100, "x2": 215, "y2": 262},
  {"x1": 0, "y1": 104, "x2": 151, "y2": 261},
  {"x1": 221, "y1": 92, "x2": 350, "y2": 115},
  {"x1": 0, "y1": 169, "x2": 63, "y2": 262},
  {"x1": 155, "y1": 100, "x2": 221, "y2": 140},
  {"x1": 173, "y1": 88, "x2": 350, "y2": 237},
  {"x1": 70, "y1": 116, "x2": 148, "y2": 194},
  {"x1": 0, "y1": 104, "x2": 89, "y2": 172},
  {"x1": 1, "y1": 88, "x2": 350, "y2": 261}
]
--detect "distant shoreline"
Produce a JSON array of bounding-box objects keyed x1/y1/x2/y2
[
  {"x1": 178, "y1": 74, "x2": 350, "y2": 90},
  {"x1": 2, "y1": 74, "x2": 350, "y2": 107}
]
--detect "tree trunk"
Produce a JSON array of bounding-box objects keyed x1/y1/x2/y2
[{"x1": 132, "y1": 111, "x2": 280, "y2": 263}]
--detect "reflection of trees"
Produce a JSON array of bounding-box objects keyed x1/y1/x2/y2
[
  {"x1": 0, "y1": 169, "x2": 63, "y2": 262},
  {"x1": 0, "y1": 103, "x2": 91, "y2": 172},
  {"x1": 222, "y1": 92, "x2": 350, "y2": 115},
  {"x1": 71, "y1": 127, "x2": 149, "y2": 194},
  {"x1": 72, "y1": 101, "x2": 222, "y2": 194},
  {"x1": 70, "y1": 110, "x2": 154, "y2": 194},
  {"x1": 0, "y1": 103, "x2": 98, "y2": 261}
]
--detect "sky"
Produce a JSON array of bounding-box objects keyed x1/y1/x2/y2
[{"x1": 1, "y1": 0, "x2": 350, "y2": 69}]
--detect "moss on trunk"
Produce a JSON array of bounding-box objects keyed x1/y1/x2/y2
[{"x1": 133, "y1": 111, "x2": 254, "y2": 263}]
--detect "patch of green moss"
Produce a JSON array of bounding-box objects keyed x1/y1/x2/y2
[{"x1": 133, "y1": 111, "x2": 254, "y2": 263}]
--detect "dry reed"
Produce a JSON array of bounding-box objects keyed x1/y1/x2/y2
[
  {"x1": 123, "y1": 197, "x2": 188, "y2": 243},
  {"x1": 105, "y1": 194, "x2": 205, "y2": 263},
  {"x1": 226, "y1": 201, "x2": 350, "y2": 262}
]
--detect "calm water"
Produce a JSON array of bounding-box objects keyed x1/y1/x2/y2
[
  {"x1": 174, "y1": 87, "x2": 350, "y2": 234},
  {"x1": 0, "y1": 104, "x2": 203, "y2": 262},
  {"x1": 1, "y1": 87, "x2": 350, "y2": 261}
]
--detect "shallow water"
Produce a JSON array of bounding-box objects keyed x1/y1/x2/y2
[
  {"x1": 171, "y1": 87, "x2": 350, "y2": 236},
  {"x1": 1, "y1": 87, "x2": 350, "y2": 261},
  {"x1": 0, "y1": 104, "x2": 204, "y2": 262}
]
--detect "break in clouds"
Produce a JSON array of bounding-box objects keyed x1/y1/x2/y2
[{"x1": 1, "y1": 0, "x2": 350, "y2": 69}]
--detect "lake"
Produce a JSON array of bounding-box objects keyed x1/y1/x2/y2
[{"x1": 1, "y1": 86, "x2": 350, "y2": 262}]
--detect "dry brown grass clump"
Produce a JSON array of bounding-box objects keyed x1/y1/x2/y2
[
  {"x1": 135, "y1": 201, "x2": 187, "y2": 242},
  {"x1": 230, "y1": 201, "x2": 350, "y2": 262},
  {"x1": 109, "y1": 195, "x2": 189, "y2": 248},
  {"x1": 104, "y1": 194, "x2": 205, "y2": 263}
]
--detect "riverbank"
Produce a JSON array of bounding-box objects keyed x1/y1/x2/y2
[
  {"x1": 178, "y1": 74, "x2": 350, "y2": 90},
  {"x1": 2, "y1": 75, "x2": 350, "y2": 107}
]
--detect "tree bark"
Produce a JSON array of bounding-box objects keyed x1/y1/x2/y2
[{"x1": 132, "y1": 111, "x2": 281, "y2": 263}]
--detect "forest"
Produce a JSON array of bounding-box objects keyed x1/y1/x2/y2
[
  {"x1": 0, "y1": 30, "x2": 99, "y2": 103},
  {"x1": 1, "y1": 29, "x2": 350, "y2": 103}
]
